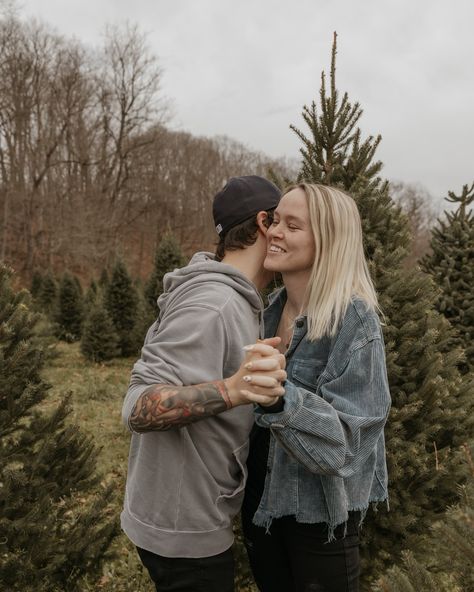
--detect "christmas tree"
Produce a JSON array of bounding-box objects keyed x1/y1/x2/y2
[
  {"x1": 37, "y1": 270, "x2": 57, "y2": 317},
  {"x1": 374, "y1": 445, "x2": 474, "y2": 592},
  {"x1": 81, "y1": 298, "x2": 120, "y2": 363},
  {"x1": 145, "y1": 231, "x2": 186, "y2": 313},
  {"x1": 105, "y1": 260, "x2": 138, "y2": 357},
  {"x1": 0, "y1": 264, "x2": 117, "y2": 591},
  {"x1": 30, "y1": 271, "x2": 43, "y2": 300},
  {"x1": 285, "y1": 33, "x2": 473, "y2": 583},
  {"x1": 421, "y1": 182, "x2": 474, "y2": 374},
  {"x1": 55, "y1": 271, "x2": 83, "y2": 342}
]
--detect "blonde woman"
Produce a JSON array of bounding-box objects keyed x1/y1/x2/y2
[{"x1": 241, "y1": 184, "x2": 391, "y2": 592}]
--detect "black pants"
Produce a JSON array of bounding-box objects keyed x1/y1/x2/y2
[
  {"x1": 136, "y1": 546, "x2": 234, "y2": 592},
  {"x1": 241, "y1": 511, "x2": 360, "y2": 592}
]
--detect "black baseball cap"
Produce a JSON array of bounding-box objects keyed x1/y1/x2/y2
[{"x1": 212, "y1": 175, "x2": 281, "y2": 236}]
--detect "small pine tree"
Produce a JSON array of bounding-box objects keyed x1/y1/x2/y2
[
  {"x1": 55, "y1": 272, "x2": 83, "y2": 342},
  {"x1": 30, "y1": 271, "x2": 43, "y2": 299},
  {"x1": 84, "y1": 279, "x2": 99, "y2": 310},
  {"x1": 98, "y1": 268, "x2": 109, "y2": 291},
  {"x1": 145, "y1": 232, "x2": 186, "y2": 313},
  {"x1": 37, "y1": 270, "x2": 57, "y2": 316},
  {"x1": 0, "y1": 264, "x2": 117, "y2": 591},
  {"x1": 81, "y1": 298, "x2": 120, "y2": 363},
  {"x1": 105, "y1": 260, "x2": 138, "y2": 357},
  {"x1": 285, "y1": 33, "x2": 473, "y2": 584},
  {"x1": 421, "y1": 182, "x2": 474, "y2": 374}
]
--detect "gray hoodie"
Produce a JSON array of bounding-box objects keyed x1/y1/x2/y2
[{"x1": 121, "y1": 252, "x2": 263, "y2": 558}]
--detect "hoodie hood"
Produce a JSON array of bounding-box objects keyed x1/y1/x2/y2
[{"x1": 158, "y1": 251, "x2": 263, "y2": 318}]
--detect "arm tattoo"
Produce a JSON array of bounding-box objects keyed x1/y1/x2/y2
[{"x1": 129, "y1": 380, "x2": 232, "y2": 432}]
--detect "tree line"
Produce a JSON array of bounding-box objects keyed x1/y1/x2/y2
[{"x1": 0, "y1": 13, "x2": 296, "y2": 283}]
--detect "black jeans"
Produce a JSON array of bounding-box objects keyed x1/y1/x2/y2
[
  {"x1": 136, "y1": 546, "x2": 234, "y2": 592},
  {"x1": 241, "y1": 511, "x2": 360, "y2": 592}
]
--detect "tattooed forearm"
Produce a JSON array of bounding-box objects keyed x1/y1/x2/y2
[{"x1": 129, "y1": 381, "x2": 232, "y2": 432}]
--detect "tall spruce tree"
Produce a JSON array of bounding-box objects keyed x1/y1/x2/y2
[
  {"x1": 285, "y1": 33, "x2": 473, "y2": 583},
  {"x1": 105, "y1": 260, "x2": 138, "y2": 357},
  {"x1": 145, "y1": 232, "x2": 186, "y2": 313},
  {"x1": 421, "y1": 182, "x2": 474, "y2": 374},
  {"x1": 55, "y1": 272, "x2": 83, "y2": 342},
  {"x1": 0, "y1": 265, "x2": 117, "y2": 591}
]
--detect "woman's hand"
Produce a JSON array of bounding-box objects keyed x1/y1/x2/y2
[{"x1": 225, "y1": 340, "x2": 287, "y2": 408}]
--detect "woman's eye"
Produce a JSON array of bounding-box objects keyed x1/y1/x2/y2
[{"x1": 288, "y1": 225, "x2": 298, "y2": 230}]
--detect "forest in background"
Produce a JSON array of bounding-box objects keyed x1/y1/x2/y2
[{"x1": 0, "y1": 13, "x2": 439, "y2": 287}]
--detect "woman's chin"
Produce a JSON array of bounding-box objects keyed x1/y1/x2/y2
[{"x1": 263, "y1": 257, "x2": 281, "y2": 272}]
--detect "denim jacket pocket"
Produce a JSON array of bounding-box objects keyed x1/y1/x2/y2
[{"x1": 291, "y1": 359, "x2": 327, "y2": 390}]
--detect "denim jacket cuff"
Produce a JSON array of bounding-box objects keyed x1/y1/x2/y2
[{"x1": 254, "y1": 381, "x2": 303, "y2": 428}]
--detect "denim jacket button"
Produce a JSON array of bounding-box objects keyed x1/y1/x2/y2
[{"x1": 296, "y1": 319, "x2": 304, "y2": 328}]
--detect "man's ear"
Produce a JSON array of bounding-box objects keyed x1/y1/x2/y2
[{"x1": 256, "y1": 211, "x2": 270, "y2": 235}]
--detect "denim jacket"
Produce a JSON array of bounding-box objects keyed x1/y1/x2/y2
[{"x1": 252, "y1": 288, "x2": 391, "y2": 539}]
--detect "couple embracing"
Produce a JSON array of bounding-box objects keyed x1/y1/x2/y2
[{"x1": 121, "y1": 176, "x2": 391, "y2": 592}]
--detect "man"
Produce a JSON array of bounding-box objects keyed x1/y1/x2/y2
[{"x1": 121, "y1": 176, "x2": 286, "y2": 591}]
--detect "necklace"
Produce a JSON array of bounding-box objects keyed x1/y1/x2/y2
[{"x1": 280, "y1": 306, "x2": 299, "y2": 349}]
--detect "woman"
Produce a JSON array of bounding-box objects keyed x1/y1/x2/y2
[{"x1": 241, "y1": 183, "x2": 391, "y2": 592}]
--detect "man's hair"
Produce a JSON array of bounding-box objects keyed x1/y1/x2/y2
[{"x1": 214, "y1": 210, "x2": 274, "y2": 262}]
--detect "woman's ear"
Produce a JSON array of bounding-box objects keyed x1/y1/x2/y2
[{"x1": 256, "y1": 211, "x2": 270, "y2": 235}]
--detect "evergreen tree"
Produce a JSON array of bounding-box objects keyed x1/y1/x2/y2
[
  {"x1": 84, "y1": 278, "x2": 99, "y2": 310},
  {"x1": 0, "y1": 264, "x2": 117, "y2": 591},
  {"x1": 145, "y1": 232, "x2": 186, "y2": 313},
  {"x1": 421, "y1": 182, "x2": 474, "y2": 374},
  {"x1": 30, "y1": 271, "x2": 43, "y2": 299},
  {"x1": 37, "y1": 270, "x2": 57, "y2": 316},
  {"x1": 55, "y1": 272, "x2": 83, "y2": 342},
  {"x1": 374, "y1": 448, "x2": 474, "y2": 592},
  {"x1": 81, "y1": 298, "x2": 120, "y2": 363},
  {"x1": 286, "y1": 33, "x2": 473, "y2": 583},
  {"x1": 105, "y1": 260, "x2": 138, "y2": 357},
  {"x1": 99, "y1": 268, "x2": 109, "y2": 291}
]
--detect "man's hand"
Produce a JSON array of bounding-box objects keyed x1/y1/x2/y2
[{"x1": 225, "y1": 341, "x2": 287, "y2": 408}]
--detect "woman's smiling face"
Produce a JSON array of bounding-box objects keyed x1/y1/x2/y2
[{"x1": 264, "y1": 188, "x2": 316, "y2": 274}]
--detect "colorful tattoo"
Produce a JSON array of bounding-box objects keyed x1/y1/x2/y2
[{"x1": 129, "y1": 380, "x2": 231, "y2": 432}]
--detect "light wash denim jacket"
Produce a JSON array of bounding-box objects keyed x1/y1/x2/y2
[{"x1": 252, "y1": 288, "x2": 391, "y2": 539}]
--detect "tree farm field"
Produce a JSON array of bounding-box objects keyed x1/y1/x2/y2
[{"x1": 41, "y1": 340, "x2": 155, "y2": 591}]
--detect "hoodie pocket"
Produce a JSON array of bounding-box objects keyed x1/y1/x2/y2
[{"x1": 216, "y1": 441, "x2": 249, "y2": 519}]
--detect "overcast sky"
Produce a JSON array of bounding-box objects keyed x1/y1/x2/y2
[{"x1": 15, "y1": 0, "x2": 474, "y2": 203}]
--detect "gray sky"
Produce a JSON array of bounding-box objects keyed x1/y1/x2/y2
[{"x1": 17, "y1": 0, "x2": 474, "y2": 203}]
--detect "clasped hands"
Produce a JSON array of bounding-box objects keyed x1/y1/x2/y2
[{"x1": 225, "y1": 337, "x2": 287, "y2": 408}]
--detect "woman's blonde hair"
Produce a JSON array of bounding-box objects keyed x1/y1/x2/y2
[{"x1": 289, "y1": 183, "x2": 380, "y2": 340}]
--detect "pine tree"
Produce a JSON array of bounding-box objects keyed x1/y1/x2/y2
[
  {"x1": 145, "y1": 232, "x2": 186, "y2": 313},
  {"x1": 374, "y1": 446, "x2": 474, "y2": 592},
  {"x1": 81, "y1": 298, "x2": 120, "y2": 363},
  {"x1": 286, "y1": 32, "x2": 473, "y2": 583},
  {"x1": 84, "y1": 278, "x2": 99, "y2": 310},
  {"x1": 30, "y1": 271, "x2": 43, "y2": 299},
  {"x1": 37, "y1": 270, "x2": 57, "y2": 316},
  {"x1": 55, "y1": 272, "x2": 83, "y2": 342},
  {"x1": 98, "y1": 268, "x2": 109, "y2": 291},
  {"x1": 421, "y1": 182, "x2": 474, "y2": 374},
  {"x1": 105, "y1": 260, "x2": 138, "y2": 357},
  {"x1": 0, "y1": 264, "x2": 117, "y2": 591}
]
